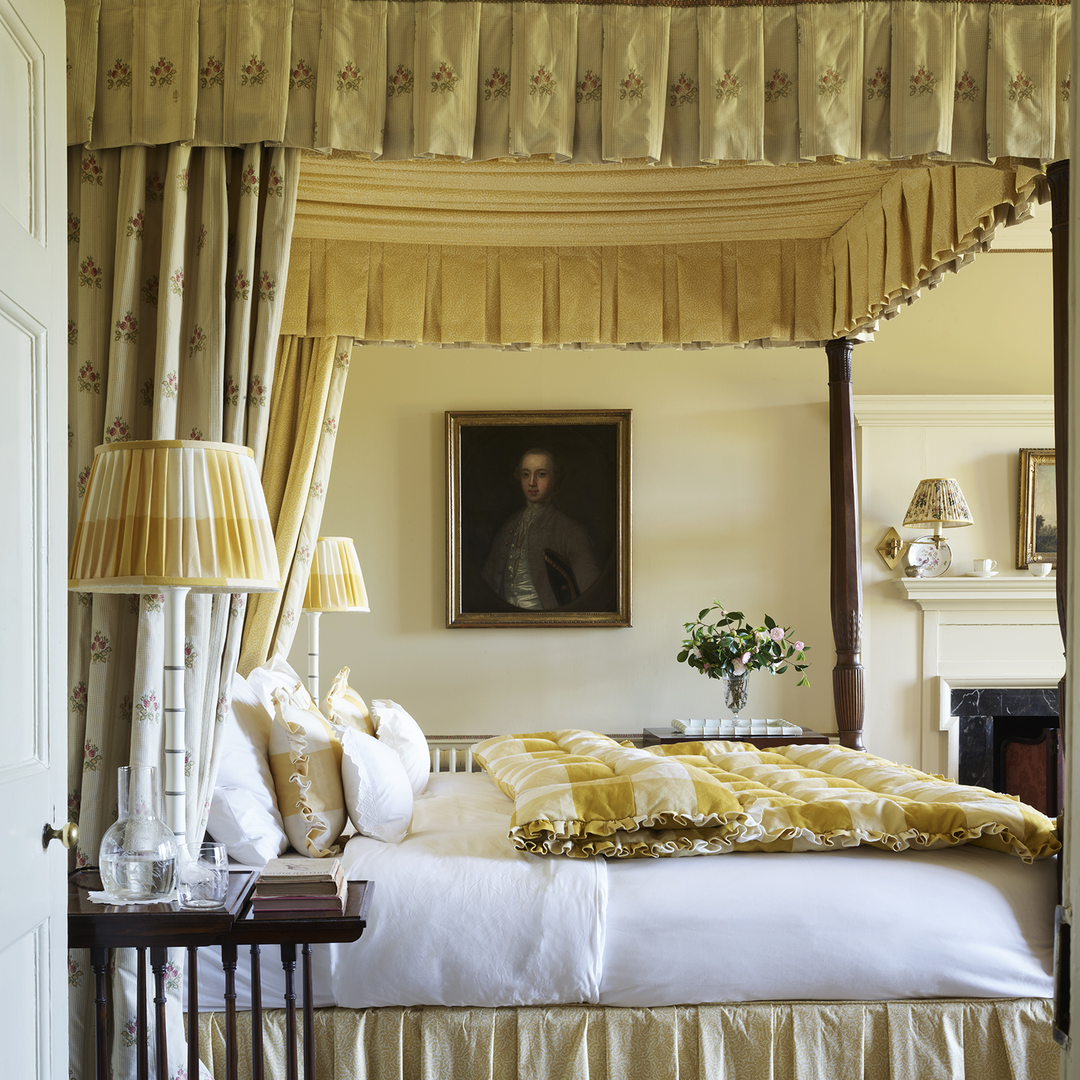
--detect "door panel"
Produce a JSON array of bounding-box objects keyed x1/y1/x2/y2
[{"x1": 0, "y1": 2, "x2": 68, "y2": 1079}]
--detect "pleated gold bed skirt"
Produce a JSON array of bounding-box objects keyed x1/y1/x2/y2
[{"x1": 192, "y1": 999, "x2": 1058, "y2": 1080}]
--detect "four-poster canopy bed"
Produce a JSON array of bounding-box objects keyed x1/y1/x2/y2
[{"x1": 64, "y1": 0, "x2": 1073, "y2": 1077}]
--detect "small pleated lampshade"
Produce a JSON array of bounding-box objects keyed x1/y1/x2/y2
[
  {"x1": 903, "y1": 478, "x2": 974, "y2": 531},
  {"x1": 68, "y1": 440, "x2": 280, "y2": 593},
  {"x1": 304, "y1": 537, "x2": 369, "y2": 612}
]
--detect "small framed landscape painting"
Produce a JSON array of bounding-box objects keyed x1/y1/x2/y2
[
  {"x1": 446, "y1": 410, "x2": 632, "y2": 628},
  {"x1": 1017, "y1": 448, "x2": 1056, "y2": 568}
]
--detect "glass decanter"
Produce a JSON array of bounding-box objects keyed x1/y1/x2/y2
[{"x1": 98, "y1": 765, "x2": 178, "y2": 901}]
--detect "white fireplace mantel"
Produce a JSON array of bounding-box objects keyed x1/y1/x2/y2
[
  {"x1": 897, "y1": 576, "x2": 1059, "y2": 609},
  {"x1": 894, "y1": 576, "x2": 1063, "y2": 778}
]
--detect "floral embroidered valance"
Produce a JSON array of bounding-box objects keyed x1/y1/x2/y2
[{"x1": 67, "y1": 0, "x2": 1070, "y2": 166}]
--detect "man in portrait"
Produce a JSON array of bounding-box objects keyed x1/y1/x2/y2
[{"x1": 481, "y1": 448, "x2": 600, "y2": 610}]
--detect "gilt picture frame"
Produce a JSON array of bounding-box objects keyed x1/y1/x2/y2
[
  {"x1": 446, "y1": 410, "x2": 632, "y2": 628},
  {"x1": 1017, "y1": 448, "x2": 1057, "y2": 568}
]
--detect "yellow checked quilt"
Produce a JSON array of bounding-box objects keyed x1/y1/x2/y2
[{"x1": 472, "y1": 730, "x2": 1060, "y2": 862}]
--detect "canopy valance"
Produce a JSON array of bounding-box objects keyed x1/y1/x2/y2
[
  {"x1": 281, "y1": 153, "x2": 1044, "y2": 348},
  {"x1": 67, "y1": 0, "x2": 1070, "y2": 167}
]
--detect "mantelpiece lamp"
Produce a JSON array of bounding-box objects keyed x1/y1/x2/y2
[
  {"x1": 303, "y1": 536, "x2": 369, "y2": 702},
  {"x1": 68, "y1": 440, "x2": 280, "y2": 839},
  {"x1": 876, "y1": 477, "x2": 973, "y2": 571}
]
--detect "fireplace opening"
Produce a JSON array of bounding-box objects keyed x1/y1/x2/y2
[{"x1": 953, "y1": 687, "x2": 1061, "y2": 817}]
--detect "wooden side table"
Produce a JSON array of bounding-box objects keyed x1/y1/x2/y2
[
  {"x1": 222, "y1": 882, "x2": 372, "y2": 1080},
  {"x1": 642, "y1": 725, "x2": 831, "y2": 749},
  {"x1": 68, "y1": 870, "x2": 372, "y2": 1080}
]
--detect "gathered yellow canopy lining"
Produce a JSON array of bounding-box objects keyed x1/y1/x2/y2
[{"x1": 473, "y1": 730, "x2": 1061, "y2": 862}]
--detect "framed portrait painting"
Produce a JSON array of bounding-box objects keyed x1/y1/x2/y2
[
  {"x1": 446, "y1": 410, "x2": 631, "y2": 628},
  {"x1": 1016, "y1": 448, "x2": 1056, "y2": 568}
]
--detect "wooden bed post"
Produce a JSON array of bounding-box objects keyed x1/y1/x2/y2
[
  {"x1": 1047, "y1": 161, "x2": 1069, "y2": 683},
  {"x1": 826, "y1": 338, "x2": 865, "y2": 751}
]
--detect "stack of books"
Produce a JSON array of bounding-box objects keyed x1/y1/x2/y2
[{"x1": 251, "y1": 856, "x2": 347, "y2": 918}]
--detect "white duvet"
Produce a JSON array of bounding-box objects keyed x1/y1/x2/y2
[
  {"x1": 332, "y1": 771, "x2": 605, "y2": 1007},
  {"x1": 194, "y1": 771, "x2": 1055, "y2": 1011}
]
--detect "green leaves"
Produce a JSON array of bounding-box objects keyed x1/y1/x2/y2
[{"x1": 676, "y1": 601, "x2": 811, "y2": 685}]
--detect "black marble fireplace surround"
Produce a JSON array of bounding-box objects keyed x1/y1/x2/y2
[{"x1": 954, "y1": 687, "x2": 1059, "y2": 800}]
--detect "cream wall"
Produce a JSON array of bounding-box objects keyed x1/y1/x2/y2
[{"x1": 289, "y1": 251, "x2": 1055, "y2": 766}]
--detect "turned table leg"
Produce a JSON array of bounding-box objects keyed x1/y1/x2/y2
[
  {"x1": 222, "y1": 942, "x2": 239, "y2": 1080},
  {"x1": 280, "y1": 943, "x2": 298, "y2": 1080},
  {"x1": 90, "y1": 947, "x2": 109, "y2": 1080},
  {"x1": 187, "y1": 946, "x2": 199, "y2": 1080},
  {"x1": 149, "y1": 946, "x2": 169, "y2": 1080},
  {"x1": 250, "y1": 944, "x2": 264, "y2": 1080},
  {"x1": 302, "y1": 942, "x2": 314, "y2": 1080}
]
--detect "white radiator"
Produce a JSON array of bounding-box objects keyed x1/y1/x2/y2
[
  {"x1": 425, "y1": 733, "x2": 643, "y2": 773},
  {"x1": 426, "y1": 737, "x2": 489, "y2": 773}
]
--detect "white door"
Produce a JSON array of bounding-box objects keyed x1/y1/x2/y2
[{"x1": 0, "y1": 1, "x2": 69, "y2": 1078}]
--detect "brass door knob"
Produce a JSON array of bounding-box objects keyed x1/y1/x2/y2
[{"x1": 42, "y1": 821, "x2": 79, "y2": 850}]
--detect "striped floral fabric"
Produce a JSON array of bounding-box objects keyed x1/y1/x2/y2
[
  {"x1": 474, "y1": 731, "x2": 1060, "y2": 862},
  {"x1": 66, "y1": 0, "x2": 1070, "y2": 166}
]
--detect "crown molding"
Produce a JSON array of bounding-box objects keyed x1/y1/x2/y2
[{"x1": 854, "y1": 395, "x2": 1054, "y2": 428}]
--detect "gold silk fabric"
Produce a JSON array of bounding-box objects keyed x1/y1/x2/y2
[
  {"x1": 67, "y1": 0, "x2": 1070, "y2": 164},
  {"x1": 284, "y1": 153, "x2": 1043, "y2": 347},
  {"x1": 193, "y1": 999, "x2": 1059, "y2": 1080},
  {"x1": 67, "y1": 0, "x2": 1069, "y2": 349},
  {"x1": 473, "y1": 730, "x2": 1061, "y2": 861},
  {"x1": 238, "y1": 335, "x2": 354, "y2": 675}
]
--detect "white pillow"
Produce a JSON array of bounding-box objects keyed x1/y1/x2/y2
[
  {"x1": 325, "y1": 667, "x2": 375, "y2": 736},
  {"x1": 337, "y1": 726, "x2": 414, "y2": 843},
  {"x1": 371, "y1": 699, "x2": 429, "y2": 796},
  {"x1": 207, "y1": 787, "x2": 287, "y2": 866},
  {"x1": 269, "y1": 684, "x2": 346, "y2": 858},
  {"x1": 248, "y1": 654, "x2": 313, "y2": 717},
  {"x1": 206, "y1": 671, "x2": 287, "y2": 865}
]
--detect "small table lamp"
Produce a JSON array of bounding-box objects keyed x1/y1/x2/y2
[
  {"x1": 902, "y1": 477, "x2": 973, "y2": 575},
  {"x1": 302, "y1": 536, "x2": 369, "y2": 703},
  {"x1": 68, "y1": 440, "x2": 280, "y2": 839}
]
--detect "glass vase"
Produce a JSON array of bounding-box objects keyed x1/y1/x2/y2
[
  {"x1": 724, "y1": 672, "x2": 750, "y2": 722},
  {"x1": 99, "y1": 765, "x2": 178, "y2": 901}
]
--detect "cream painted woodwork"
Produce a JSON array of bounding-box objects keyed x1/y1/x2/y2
[
  {"x1": 854, "y1": 394, "x2": 1058, "y2": 774},
  {"x1": 1064, "y1": 9, "x2": 1080, "y2": 1063},
  {"x1": 894, "y1": 577, "x2": 1062, "y2": 782},
  {"x1": 0, "y1": 1, "x2": 68, "y2": 1078}
]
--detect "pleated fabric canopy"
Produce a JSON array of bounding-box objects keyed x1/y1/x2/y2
[{"x1": 67, "y1": 0, "x2": 1071, "y2": 348}]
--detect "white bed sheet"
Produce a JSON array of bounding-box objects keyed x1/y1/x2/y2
[{"x1": 192, "y1": 771, "x2": 1055, "y2": 1011}]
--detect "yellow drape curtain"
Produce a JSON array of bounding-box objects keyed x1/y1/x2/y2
[
  {"x1": 238, "y1": 335, "x2": 353, "y2": 675},
  {"x1": 194, "y1": 999, "x2": 1059, "y2": 1080},
  {"x1": 283, "y1": 156, "x2": 1044, "y2": 348}
]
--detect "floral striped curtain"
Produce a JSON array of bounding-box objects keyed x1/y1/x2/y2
[{"x1": 66, "y1": 141, "x2": 299, "y2": 1080}]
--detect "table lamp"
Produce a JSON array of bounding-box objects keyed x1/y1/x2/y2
[
  {"x1": 302, "y1": 536, "x2": 369, "y2": 703},
  {"x1": 68, "y1": 440, "x2": 280, "y2": 839}
]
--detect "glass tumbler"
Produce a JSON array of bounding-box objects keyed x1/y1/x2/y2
[{"x1": 177, "y1": 841, "x2": 229, "y2": 909}]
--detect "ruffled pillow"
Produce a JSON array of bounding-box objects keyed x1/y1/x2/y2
[
  {"x1": 371, "y1": 699, "x2": 429, "y2": 796},
  {"x1": 337, "y1": 726, "x2": 414, "y2": 843},
  {"x1": 269, "y1": 684, "x2": 346, "y2": 857},
  {"x1": 325, "y1": 667, "x2": 375, "y2": 736}
]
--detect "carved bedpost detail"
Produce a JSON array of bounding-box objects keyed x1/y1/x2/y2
[
  {"x1": 1047, "y1": 162, "x2": 1068, "y2": 707},
  {"x1": 826, "y1": 338, "x2": 865, "y2": 751}
]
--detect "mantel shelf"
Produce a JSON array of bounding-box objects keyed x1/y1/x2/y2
[{"x1": 895, "y1": 575, "x2": 1058, "y2": 611}]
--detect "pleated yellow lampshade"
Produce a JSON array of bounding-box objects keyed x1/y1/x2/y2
[
  {"x1": 304, "y1": 537, "x2": 369, "y2": 612},
  {"x1": 68, "y1": 440, "x2": 280, "y2": 593},
  {"x1": 903, "y1": 478, "x2": 974, "y2": 531}
]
